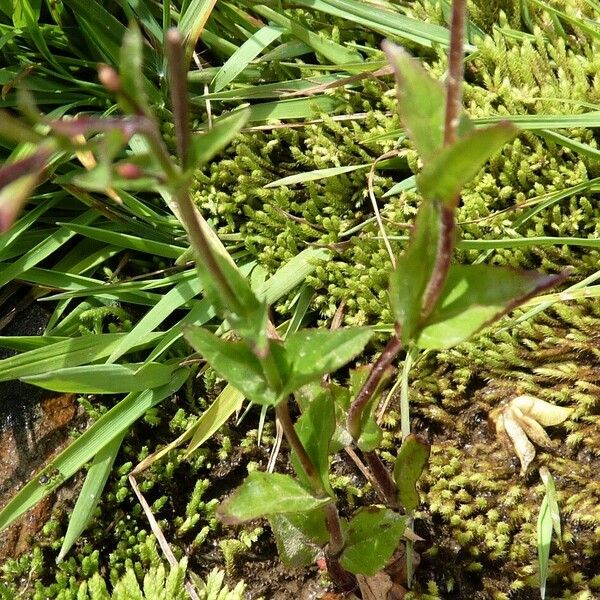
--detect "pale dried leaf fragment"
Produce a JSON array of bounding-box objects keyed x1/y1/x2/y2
[
  {"x1": 503, "y1": 407, "x2": 536, "y2": 475},
  {"x1": 512, "y1": 394, "x2": 573, "y2": 426},
  {"x1": 511, "y1": 406, "x2": 553, "y2": 448}
]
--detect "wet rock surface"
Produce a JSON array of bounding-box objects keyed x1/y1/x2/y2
[{"x1": 0, "y1": 302, "x2": 84, "y2": 562}]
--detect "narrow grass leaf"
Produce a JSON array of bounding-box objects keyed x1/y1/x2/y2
[
  {"x1": 212, "y1": 25, "x2": 284, "y2": 92},
  {"x1": 57, "y1": 223, "x2": 185, "y2": 259},
  {"x1": 22, "y1": 362, "x2": 174, "y2": 393},
  {"x1": 107, "y1": 274, "x2": 203, "y2": 364},
  {"x1": 179, "y1": 0, "x2": 217, "y2": 61},
  {"x1": 0, "y1": 333, "x2": 160, "y2": 382},
  {"x1": 57, "y1": 431, "x2": 126, "y2": 562},
  {"x1": 537, "y1": 495, "x2": 552, "y2": 600},
  {"x1": 251, "y1": 5, "x2": 362, "y2": 65},
  {"x1": 265, "y1": 164, "x2": 369, "y2": 188},
  {"x1": 185, "y1": 385, "x2": 244, "y2": 456},
  {"x1": 0, "y1": 209, "x2": 98, "y2": 288}
]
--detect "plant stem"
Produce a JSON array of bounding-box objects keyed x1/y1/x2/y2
[
  {"x1": 165, "y1": 28, "x2": 191, "y2": 169},
  {"x1": 275, "y1": 399, "x2": 323, "y2": 494},
  {"x1": 444, "y1": 0, "x2": 467, "y2": 147},
  {"x1": 400, "y1": 345, "x2": 417, "y2": 441},
  {"x1": 364, "y1": 451, "x2": 398, "y2": 508},
  {"x1": 347, "y1": 334, "x2": 402, "y2": 440},
  {"x1": 173, "y1": 187, "x2": 238, "y2": 310},
  {"x1": 324, "y1": 503, "x2": 345, "y2": 556},
  {"x1": 276, "y1": 399, "x2": 356, "y2": 591}
]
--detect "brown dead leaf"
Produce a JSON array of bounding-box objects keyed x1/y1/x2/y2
[{"x1": 356, "y1": 572, "x2": 393, "y2": 600}]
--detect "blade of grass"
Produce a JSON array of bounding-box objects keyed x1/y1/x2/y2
[
  {"x1": 212, "y1": 25, "x2": 284, "y2": 92},
  {"x1": 22, "y1": 362, "x2": 175, "y2": 393},
  {"x1": 56, "y1": 431, "x2": 126, "y2": 562},
  {"x1": 0, "y1": 332, "x2": 161, "y2": 382},
  {"x1": 265, "y1": 164, "x2": 370, "y2": 188}
]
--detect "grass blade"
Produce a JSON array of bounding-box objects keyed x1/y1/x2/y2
[
  {"x1": 56, "y1": 431, "x2": 126, "y2": 563},
  {"x1": 22, "y1": 362, "x2": 175, "y2": 393},
  {"x1": 212, "y1": 25, "x2": 284, "y2": 92}
]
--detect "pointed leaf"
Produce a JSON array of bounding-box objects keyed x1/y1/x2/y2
[
  {"x1": 393, "y1": 435, "x2": 430, "y2": 511},
  {"x1": 389, "y1": 200, "x2": 454, "y2": 343},
  {"x1": 349, "y1": 364, "x2": 392, "y2": 452},
  {"x1": 417, "y1": 265, "x2": 569, "y2": 350},
  {"x1": 540, "y1": 466, "x2": 562, "y2": 543},
  {"x1": 212, "y1": 25, "x2": 284, "y2": 92},
  {"x1": 417, "y1": 122, "x2": 519, "y2": 205},
  {"x1": 188, "y1": 109, "x2": 249, "y2": 172},
  {"x1": 383, "y1": 42, "x2": 472, "y2": 163},
  {"x1": 217, "y1": 472, "x2": 330, "y2": 525},
  {"x1": 340, "y1": 507, "x2": 407, "y2": 576},
  {"x1": 21, "y1": 362, "x2": 174, "y2": 393},
  {"x1": 57, "y1": 431, "x2": 125, "y2": 562},
  {"x1": 118, "y1": 25, "x2": 151, "y2": 115},
  {"x1": 0, "y1": 368, "x2": 188, "y2": 533},
  {"x1": 0, "y1": 173, "x2": 39, "y2": 233},
  {"x1": 268, "y1": 508, "x2": 329, "y2": 568},
  {"x1": 183, "y1": 326, "x2": 283, "y2": 406},
  {"x1": 198, "y1": 252, "x2": 269, "y2": 354},
  {"x1": 283, "y1": 327, "x2": 373, "y2": 394},
  {"x1": 291, "y1": 392, "x2": 335, "y2": 495},
  {"x1": 537, "y1": 495, "x2": 552, "y2": 600}
]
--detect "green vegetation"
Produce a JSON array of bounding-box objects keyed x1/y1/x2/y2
[{"x1": 0, "y1": 0, "x2": 599, "y2": 598}]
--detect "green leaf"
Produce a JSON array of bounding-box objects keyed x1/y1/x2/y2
[
  {"x1": 283, "y1": 327, "x2": 373, "y2": 394},
  {"x1": 212, "y1": 25, "x2": 284, "y2": 92},
  {"x1": 199, "y1": 252, "x2": 269, "y2": 354},
  {"x1": 185, "y1": 385, "x2": 244, "y2": 456},
  {"x1": 188, "y1": 109, "x2": 250, "y2": 172},
  {"x1": 21, "y1": 362, "x2": 174, "y2": 393},
  {"x1": 179, "y1": 0, "x2": 217, "y2": 62},
  {"x1": 417, "y1": 265, "x2": 569, "y2": 350},
  {"x1": 251, "y1": 4, "x2": 362, "y2": 65},
  {"x1": 540, "y1": 467, "x2": 561, "y2": 542},
  {"x1": 291, "y1": 391, "x2": 335, "y2": 495},
  {"x1": 118, "y1": 24, "x2": 148, "y2": 114},
  {"x1": 383, "y1": 42, "x2": 472, "y2": 163},
  {"x1": 57, "y1": 431, "x2": 125, "y2": 562},
  {"x1": 348, "y1": 364, "x2": 392, "y2": 452},
  {"x1": 537, "y1": 496, "x2": 552, "y2": 600},
  {"x1": 0, "y1": 333, "x2": 153, "y2": 382},
  {"x1": 0, "y1": 368, "x2": 189, "y2": 533},
  {"x1": 13, "y1": 0, "x2": 41, "y2": 29},
  {"x1": 340, "y1": 507, "x2": 406, "y2": 576},
  {"x1": 393, "y1": 435, "x2": 430, "y2": 511},
  {"x1": 268, "y1": 509, "x2": 329, "y2": 568},
  {"x1": 217, "y1": 472, "x2": 330, "y2": 525},
  {"x1": 265, "y1": 164, "x2": 370, "y2": 188},
  {"x1": 183, "y1": 326, "x2": 283, "y2": 406},
  {"x1": 388, "y1": 200, "x2": 453, "y2": 344},
  {"x1": 417, "y1": 122, "x2": 519, "y2": 205}
]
